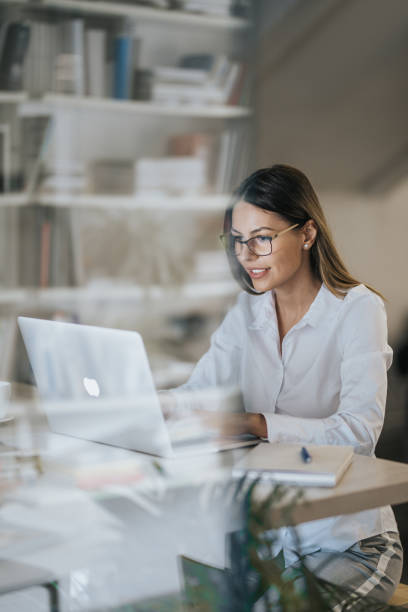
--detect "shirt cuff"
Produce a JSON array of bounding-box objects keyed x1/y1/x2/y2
[{"x1": 261, "y1": 412, "x2": 327, "y2": 444}]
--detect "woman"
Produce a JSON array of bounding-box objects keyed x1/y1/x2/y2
[{"x1": 177, "y1": 164, "x2": 403, "y2": 604}]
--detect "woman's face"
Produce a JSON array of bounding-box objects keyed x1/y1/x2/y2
[{"x1": 231, "y1": 200, "x2": 309, "y2": 293}]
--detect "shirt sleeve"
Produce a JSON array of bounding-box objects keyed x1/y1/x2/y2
[{"x1": 261, "y1": 292, "x2": 393, "y2": 455}]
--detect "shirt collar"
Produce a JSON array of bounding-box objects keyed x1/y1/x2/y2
[
  {"x1": 248, "y1": 283, "x2": 343, "y2": 331},
  {"x1": 248, "y1": 291, "x2": 277, "y2": 331}
]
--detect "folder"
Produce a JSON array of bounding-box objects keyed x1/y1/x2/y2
[{"x1": 233, "y1": 443, "x2": 354, "y2": 488}]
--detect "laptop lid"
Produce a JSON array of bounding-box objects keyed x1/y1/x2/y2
[{"x1": 18, "y1": 316, "x2": 173, "y2": 456}]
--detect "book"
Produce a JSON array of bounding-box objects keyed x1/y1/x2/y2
[
  {"x1": 179, "y1": 53, "x2": 215, "y2": 71},
  {"x1": 85, "y1": 28, "x2": 106, "y2": 98},
  {"x1": 167, "y1": 131, "x2": 217, "y2": 190},
  {"x1": 87, "y1": 158, "x2": 135, "y2": 194},
  {"x1": 0, "y1": 22, "x2": 30, "y2": 91},
  {"x1": 227, "y1": 62, "x2": 247, "y2": 105},
  {"x1": 55, "y1": 19, "x2": 85, "y2": 95},
  {"x1": 113, "y1": 34, "x2": 133, "y2": 99},
  {"x1": 208, "y1": 54, "x2": 231, "y2": 89},
  {"x1": 183, "y1": 1, "x2": 233, "y2": 17},
  {"x1": 39, "y1": 217, "x2": 51, "y2": 288},
  {"x1": 0, "y1": 123, "x2": 11, "y2": 193},
  {"x1": 0, "y1": 317, "x2": 17, "y2": 380},
  {"x1": 151, "y1": 80, "x2": 224, "y2": 105},
  {"x1": 132, "y1": 68, "x2": 152, "y2": 100},
  {"x1": 22, "y1": 115, "x2": 54, "y2": 196},
  {"x1": 152, "y1": 66, "x2": 209, "y2": 85},
  {"x1": 167, "y1": 132, "x2": 215, "y2": 160},
  {"x1": 233, "y1": 443, "x2": 354, "y2": 488}
]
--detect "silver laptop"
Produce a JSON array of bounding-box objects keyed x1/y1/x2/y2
[{"x1": 18, "y1": 317, "x2": 257, "y2": 457}]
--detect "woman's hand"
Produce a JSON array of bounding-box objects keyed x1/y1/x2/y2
[{"x1": 195, "y1": 411, "x2": 267, "y2": 439}]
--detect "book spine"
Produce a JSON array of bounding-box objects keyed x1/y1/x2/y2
[
  {"x1": 0, "y1": 317, "x2": 17, "y2": 380},
  {"x1": 113, "y1": 35, "x2": 133, "y2": 100},
  {"x1": 40, "y1": 21, "x2": 54, "y2": 94},
  {"x1": 25, "y1": 21, "x2": 41, "y2": 96},
  {"x1": 0, "y1": 22, "x2": 30, "y2": 91},
  {"x1": 215, "y1": 129, "x2": 231, "y2": 194},
  {"x1": 221, "y1": 62, "x2": 240, "y2": 104},
  {"x1": 56, "y1": 19, "x2": 85, "y2": 96},
  {"x1": 86, "y1": 29, "x2": 106, "y2": 98},
  {"x1": 227, "y1": 62, "x2": 247, "y2": 106},
  {"x1": 40, "y1": 218, "x2": 51, "y2": 288},
  {"x1": 208, "y1": 55, "x2": 231, "y2": 89},
  {"x1": 72, "y1": 19, "x2": 85, "y2": 96},
  {"x1": 47, "y1": 22, "x2": 57, "y2": 94},
  {"x1": 0, "y1": 124, "x2": 11, "y2": 193}
]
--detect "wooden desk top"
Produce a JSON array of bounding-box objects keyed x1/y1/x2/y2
[{"x1": 257, "y1": 453, "x2": 408, "y2": 527}]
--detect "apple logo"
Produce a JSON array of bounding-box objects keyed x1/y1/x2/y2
[{"x1": 83, "y1": 377, "x2": 100, "y2": 398}]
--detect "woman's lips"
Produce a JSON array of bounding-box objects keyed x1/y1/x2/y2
[{"x1": 247, "y1": 268, "x2": 270, "y2": 279}]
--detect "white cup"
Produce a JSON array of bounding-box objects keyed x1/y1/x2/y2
[{"x1": 0, "y1": 381, "x2": 11, "y2": 419}]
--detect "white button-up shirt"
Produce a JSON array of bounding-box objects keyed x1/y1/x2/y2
[{"x1": 179, "y1": 283, "x2": 398, "y2": 565}]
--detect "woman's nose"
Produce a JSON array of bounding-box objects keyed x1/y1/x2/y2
[{"x1": 239, "y1": 244, "x2": 258, "y2": 261}]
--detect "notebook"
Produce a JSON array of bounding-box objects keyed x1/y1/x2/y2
[{"x1": 233, "y1": 442, "x2": 354, "y2": 487}]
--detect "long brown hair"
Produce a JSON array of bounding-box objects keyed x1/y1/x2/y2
[{"x1": 223, "y1": 164, "x2": 384, "y2": 300}]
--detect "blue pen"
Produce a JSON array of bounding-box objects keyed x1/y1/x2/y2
[{"x1": 300, "y1": 446, "x2": 312, "y2": 463}]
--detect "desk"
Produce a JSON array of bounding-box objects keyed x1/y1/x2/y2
[
  {"x1": 1, "y1": 434, "x2": 408, "y2": 610},
  {"x1": 258, "y1": 452, "x2": 408, "y2": 527}
]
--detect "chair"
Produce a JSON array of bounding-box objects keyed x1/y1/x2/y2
[{"x1": 388, "y1": 583, "x2": 408, "y2": 608}]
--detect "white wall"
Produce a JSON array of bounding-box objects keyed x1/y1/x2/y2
[{"x1": 320, "y1": 177, "x2": 408, "y2": 342}]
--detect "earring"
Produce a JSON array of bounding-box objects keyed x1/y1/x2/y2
[{"x1": 304, "y1": 244, "x2": 309, "y2": 249}]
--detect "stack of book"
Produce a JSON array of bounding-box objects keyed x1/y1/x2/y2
[
  {"x1": 39, "y1": 160, "x2": 87, "y2": 195},
  {"x1": 87, "y1": 159, "x2": 135, "y2": 195},
  {"x1": 151, "y1": 54, "x2": 246, "y2": 106},
  {"x1": 181, "y1": 0, "x2": 234, "y2": 17}
]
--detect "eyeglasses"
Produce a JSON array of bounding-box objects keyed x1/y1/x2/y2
[{"x1": 219, "y1": 223, "x2": 299, "y2": 257}]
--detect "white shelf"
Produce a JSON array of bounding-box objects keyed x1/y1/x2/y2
[
  {"x1": 0, "y1": 193, "x2": 29, "y2": 207},
  {"x1": 19, "y1": 95, "x2": 251, "y2": 119},
  {"x1": 0, "y1": 92, "x2": 28, "y2": 104},
  {"x1": 0, "y1": 288, "x2": 29, "y2": 305},
  {"x1": 35, "y1": 193, "x2": 230, "y2": 211},
  {"x1": 0, "y1": 192, "x2": 230, "y2": 211},
  {"x1": 0, "y1": 281, "x2": 238, "y2": 306},
  {"x1": 31, "y1": 0, "x2": 249, "y2": 29}
]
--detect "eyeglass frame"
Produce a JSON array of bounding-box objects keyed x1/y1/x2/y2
[{"x1": 219, "y1": 223, "x2": 300, "y2": 257}]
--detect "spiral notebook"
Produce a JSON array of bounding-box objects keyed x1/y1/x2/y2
[{"x1": 233, "y1": 443, "x2": 354, "y2": 488}]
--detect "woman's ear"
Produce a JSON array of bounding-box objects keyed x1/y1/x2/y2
[{"x1": 302, "y1": 220, "x2": 318, "y2": 249}]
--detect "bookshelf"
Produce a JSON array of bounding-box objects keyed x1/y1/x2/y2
[
  {"x1": 29, "y1": 0, "x2": 250, "y2": 30},
  {"x1": 34, "y1": 193, "x2": 230, "y2": 211},
  {"x1": 0, "y1": 92, "x2": 27, "y2": 104},
  {"x1": 0, "y1": 192, "x2": 228, "y2": 211},
  {"x1": 0, "y1": 193, "x2": 29, "y2": 207},
  {"x1": 19, "y1": 94, "x2": 252, "y2": 119},
  {"x1": 0, "y1": 0, "x2": 254, "y2": 385},
  {"x1": 0, "y1": 280, "x2": 237, "y2": 308}
]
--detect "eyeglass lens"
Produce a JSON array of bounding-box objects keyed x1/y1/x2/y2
[{"x1": 233, "y1": 236, "x2": 272, "y2": 256}]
